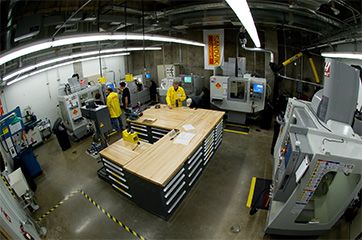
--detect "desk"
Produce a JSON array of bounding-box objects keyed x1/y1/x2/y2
[{"x1": 100, "y1": 105, "x2": 224, "y2": 219}]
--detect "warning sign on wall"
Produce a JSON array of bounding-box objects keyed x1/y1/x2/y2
[
  {"x1": 324, "y1": 62, "x2": 331, "y2": 78},
  {"x1": 203, "y1": 29, "x2": 224, "y2": 70}
]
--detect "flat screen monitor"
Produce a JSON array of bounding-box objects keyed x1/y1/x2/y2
[
  {"x1": 145, "y1": 73, "x2": 151, "y2": 79},
  {"x1": 253, "y1": 83, "x2": 264, "y2": 93},
  {"x1": 184, "y1": 76, "x2": 192, "y2": 83}
]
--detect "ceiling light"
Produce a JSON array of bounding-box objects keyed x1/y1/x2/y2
[
  {"x1": 69, "y1": 17, "x2": 82, "y2": 22},
  {"x1": 0, "y1": 33, "x2": 204, "y2": 65},
  {"x1": 225, "y1": 0, "x2": 261, "y2": 48},
  {"x1": 55, "y1": 23, "x2": 75, "y2": 29},
  {"x1": 173, "y1": 25, "x2": 188, "y2": 30},
  {"x1": 7, "y1": 52, "x2": 130, "y2": 86},
  {"x1": 321, "y1": 52, "x2": 362, "y2": 60},
  {"x1": 84, "y1": 17, "x2": 97, "y2": 21},
  {"x1": 100, "y1": 47, "x2": 161, "y2": 54},
  {"x1": 3, "y1": 47, "x2": 161, "y2": 81},
  {"x1": 14, "y1": 31, "x2": 40, "y2": 43}
]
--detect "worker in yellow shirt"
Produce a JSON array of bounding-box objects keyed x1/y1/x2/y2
[
  {"x1": 166, "y1": 80, "x2": 186, "y2": 109},
  {"x1": 105, "y1": 88, "x2": 123, "y2": 131}
]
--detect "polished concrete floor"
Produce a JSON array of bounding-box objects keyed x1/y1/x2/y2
[{"x1": 31, "y1": 126, "x2": 347, "y2": 239}]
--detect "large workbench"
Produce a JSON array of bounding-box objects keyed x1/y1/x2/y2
[{"x1": 99, "y1": 105, "x2": 224, "y2": 219}]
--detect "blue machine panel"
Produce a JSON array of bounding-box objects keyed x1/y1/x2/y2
[{"x1": 253, "y1": 83, "x2": 264, "y2": 94}]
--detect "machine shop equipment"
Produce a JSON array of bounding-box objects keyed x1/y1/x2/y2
[
  {"x1": 158, "y1": 75, "x2": 204, "y2": 104},
  {"x1": 0, "y1": 107, "x2": 42, "y2": 226},
  {"x1": 0, "y1": 107, "x2": 42, "y2": 179},
  {"x1": 58, "y1": 77, "x2": 103, "y2": 139},
  {"x1": 127, "y1": 75, "x2": 151, "y2": 106},
  {"x1": 0, "y1": 172, "x2": 45, "y2": 239},
  {"x1": 80, "y1": 100, "x2": 112, "y2": 153},
  {"x1": 210, "y1": 74, "x2": 266, "y2": 124},
  {"x1": 266, "y1": 59, "x2": 362, "y2": 236}
]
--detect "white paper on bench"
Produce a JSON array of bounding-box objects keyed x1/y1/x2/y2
[
  {"x1": 182, "y1": 124, "x2": 195, "y2": 131},
  {"x1": 173, "y1": 132, "x2": 195, "y2": 145}
]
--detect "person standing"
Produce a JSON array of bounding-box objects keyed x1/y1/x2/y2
[
  {"x1": 119, "y1": 82, "x2": 131, "y2": 109},
  {"x1": 166, "y1": 80, "x2": 186, "y2": 109},
  {"x1": 105, "y1": 88, "x2": 122, "y2": 131},
  {"x1": 94, "y1": 92, "x2": 104, "y2": 105}
]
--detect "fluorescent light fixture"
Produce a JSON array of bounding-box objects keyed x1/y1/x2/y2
[
  {"x1": 3, "y1": 47, "x2": 161, "y2": 81},
  {"x1": 100, "y1": 47, "x2": 162, "y2": 54},
  {"x1": 55, "y1": 23, "x2": 75, "y2": 29},
  {"x1": 14, "y1": 31, "x2": 40, "y2": 43},
  {"x1": 7, "y1": 52, "x2": 130, "y2": 86},
  {"x1": 321, "y1": 52, "x2": 362, "y2": 60},
  {"x1": 0, "y1": 33, "x2": 204, "y2": 65},
  {"x1": 84, "y1": 17, "x2": 97, "y2": 21},
  {"x1": 69, "y1": 17, "x2": 82, "y2": 22},
  {"x1": 225, "y1": 0, "x2": 261, "y2": 48}
]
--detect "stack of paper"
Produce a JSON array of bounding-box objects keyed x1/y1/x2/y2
[
  {"x1": 174, "y1": 132, "x2": 195, "y2": 145},
  {"x1": 182, "y1": 124, "x2": 195, "y2": 131}
]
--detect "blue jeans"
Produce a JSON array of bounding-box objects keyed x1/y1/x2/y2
[{"x1": 111, "y1": 117, "x2": 122, "y2": 132}]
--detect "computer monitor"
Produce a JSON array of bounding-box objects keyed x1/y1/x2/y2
[
  {"x1": 145, "y1": 73, "x2": 151, "y2": 79},
  {"x1": 184, "y1": 76, "x2": 192, "y2": 83},
  {"x1": 253, "y1": 83, "x2": 264, "y2": 94}
]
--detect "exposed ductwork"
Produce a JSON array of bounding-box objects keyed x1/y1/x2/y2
[{"x1": 239, "y1": 34, "x2": 275, "y2": 63}]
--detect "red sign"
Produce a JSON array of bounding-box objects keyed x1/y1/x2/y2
[
  {"x1": 324, "y1": 62, "x2": 331, "y2": 78},
  {"x1": 215, "y1": 83, "x2": 221, "y2": 89},
  {"x1": 208, "y1": 34, "x2": 221, "y2": 66}
]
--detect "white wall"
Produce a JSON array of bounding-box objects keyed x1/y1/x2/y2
[
  {"x1": 1, "y1": 56, "x2": 126, "y2": 125},
  {"x1": 82, "y1": 56, "x2": 125, "y2": 85}
]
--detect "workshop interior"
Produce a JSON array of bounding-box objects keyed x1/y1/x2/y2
[{"x1": 0, "y1": 0, "x2": 361, "y2": 239}]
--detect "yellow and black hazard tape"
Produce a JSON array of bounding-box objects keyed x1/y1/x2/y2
[
  {"x1": 79, "y1": 190, "x2": 146, "y2": 240},
  {"x1": 1, "y1": 175, "x2": 17, "y2": 198},
  {"x1": 36, "y1": 190, "x2": 79, "y2": 223}
]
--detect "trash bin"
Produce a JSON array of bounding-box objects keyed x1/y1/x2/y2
[{"x1": 52, "y1": 118, "x2": 71, "y2": 151}]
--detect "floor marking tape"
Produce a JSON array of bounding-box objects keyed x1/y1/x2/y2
[
  {"x1": 223, "y1": 129, "x2": 249, "y2": 135},
  {"x1": 225, "y1": 123, "x2": 250, "y2": 129},
  {"x1": 36, "y1": 190, "x2": 79, "y2": 223},
  {"x1": 34, "y1": 189, "x2": 146, "y2": 240},
  {"x1": 1, "y1": 175, "x2": 17, "y2": 198},
  {"x1": 79, "y1": 190, "x2": 146, "y2": 240},
  {"x1": 246, "y1": 177, "x2": 257, "y2": 208}
]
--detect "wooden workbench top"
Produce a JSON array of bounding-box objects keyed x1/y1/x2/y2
[
  {"x1": 100, "y1": 139, "x2": 151, "y2": 167},
  {"x1": 125, "y1": 109, "x2": 224, "y2": 186},
  {"x1": 129, "y1": 105, "x2": 199, "y2": 130},
  {"x1": 102, "y1": 105, "x2": 224, "y2": 186}
]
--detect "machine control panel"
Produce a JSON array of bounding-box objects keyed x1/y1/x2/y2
[{"x1": 250, "y1": 83, "x2": 265, "y2": 100}]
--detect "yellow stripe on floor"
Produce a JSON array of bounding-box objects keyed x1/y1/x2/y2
[
  {"x1": 246, "y1": 177, "x2": 257, "y2": 208},
  {"x1": 225, "y1": 123, "x2": 250, "y2": 129},
  {"x1": 224, "y1": 129, "x2": 249, "y2": 135}
]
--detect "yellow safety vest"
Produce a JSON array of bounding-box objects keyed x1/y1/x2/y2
[
  {"x1": 166, "y1": 86, "x2": 186, "y2": 108},
  {"x1": 106, "y1": 92, "x2": 122, "y2": 118}
]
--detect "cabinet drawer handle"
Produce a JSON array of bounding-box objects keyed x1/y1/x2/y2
[
  {"x1": 164, "y1": 168, "x2": 185, "y2": 192},
  {"x1": 166, "y1": 181, "x2": 186, "y2": 206},
  {"x1": 164, "y1": 174, "x2": 185, "y2": 198},
  {"x1": 167, "y1": 190, "x2": 186, "y2": 214}
]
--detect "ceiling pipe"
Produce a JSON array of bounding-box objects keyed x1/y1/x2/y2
[
  {"x1": 152, "y1": 2, "x2": 345, "y2": 29},
  {"x1": 239, "y1": 34, "x2": 275, "y2": 63},
  {"x1": 52, "y1": 0, "x2": 93, "y2": 39},
  {"x1": 5, "y1": 0, "x2": 17, "y2": 51},
  {"x1": 306, "y1": 37, "x2": 362, "y2": 50},
  {"x1": 277, "y1": 74, "x2": 322, "y2": 87}
]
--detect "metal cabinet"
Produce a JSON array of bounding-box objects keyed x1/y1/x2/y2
[{"x1": 101, "y1": 119, "x2": 223, "y2": 220}]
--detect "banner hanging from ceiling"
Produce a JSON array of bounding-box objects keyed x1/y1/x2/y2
[{"x1": 203, "y1": 29, "x2": 224, "y2": 70}]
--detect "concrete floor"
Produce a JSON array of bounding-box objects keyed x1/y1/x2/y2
[{"x1": 31, "y1": 127, "x2": 347, "y2": 239}]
